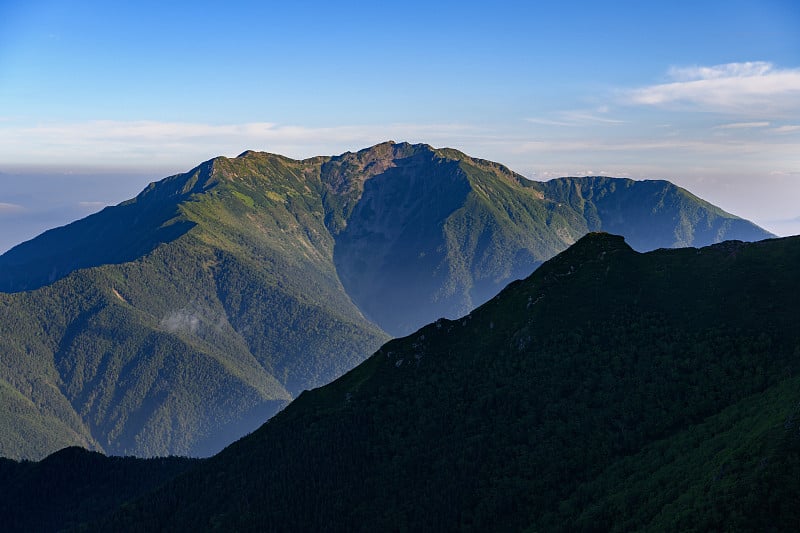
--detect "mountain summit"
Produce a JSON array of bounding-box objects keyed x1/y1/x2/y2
[{"x1": 0, "y1": 142, "x2": 774, "y2": 458}]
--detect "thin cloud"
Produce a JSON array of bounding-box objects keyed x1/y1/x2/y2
[
  {"x1": 626, "y1": 62, "x2": 800, "y2": 115},
  {"x1": 0, "y1": 202, "x2": 25, "y2": 213},
  {"x1": 714, "y1": 121, "x2": 770, "y2": 130},
  {"x1": 526, "y1": 109, "x2": 625, "y2": 127},
  {"x1": 525, "y1": 117, "x2": 572, "y2": 127},
  {"x1": 0, "y1": 120, "x2": 478, "y2": 168},
  {"x1": 560, "y1": 111, "x2": 625, "y2": 124},
  {"x1": 667, "y1": 62, "x2": 772, "y2": 82},
  {"x1": 773, "y1": 125, "x2": 800, "y2": 133},
  {"x1": 511, "y1": 137, "x2": 793, "y2": 155}
]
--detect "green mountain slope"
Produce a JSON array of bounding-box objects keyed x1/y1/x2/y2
[
  {"x1": 92, "y1": 233, "x2": 800, "y2": 531},
  {"x1": 542, "y1": 176, "x2": 772, "y2": 250},
  {"x1": 0, "y1": 144, "x2": 772, "y2": 334},
  {"x1": 0, "y1": 142, "x2": 774, "y2": 459},
  {"x1": 325, "y1": 143, "x2": 772, "y2": 335},
  {"x1": 0, "y1": 168, "x2": 204, "y2": 292},
  {"x1": 0, "y1": 154, "x2": 388, "y2": 459}
]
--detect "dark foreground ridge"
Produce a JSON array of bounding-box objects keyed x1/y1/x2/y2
[
  {"x1": 0, "y1": 447, "x2": 197, "y2": 532},
  {"x1": 4, "y1": 233, "x2": 797, "y2": 532}
]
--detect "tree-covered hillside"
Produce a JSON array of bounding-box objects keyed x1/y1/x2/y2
[
  {"x1": 92, "y1": 233, "x2": 800, "y2": 531},
  {"x1": 0, "y1": 142, "x2": 774, "y2": 459},
  {"x1": 0, "y1": 153, "x2": 388, "y2": 459},
  {"x1": 0, "y1": 447, "x2": 197, "y2": 532},
  {"x1": 325, "y1": 143, "x2": 772, "y2": 335},
  {"x1": 542, "y1": 176, "x2": 772, "y2": 250}
]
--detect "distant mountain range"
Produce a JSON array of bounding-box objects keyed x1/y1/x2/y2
[
  {"x1": 2, "y1": 233, "x2": 798, "y2": 532},
  {"x1": 0, "y1": 141, "x2": 774, "y2": 459}
]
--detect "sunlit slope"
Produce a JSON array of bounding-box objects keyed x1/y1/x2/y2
[{"x1": 0, "y1": 153, "x2": 387, "y2": 458}]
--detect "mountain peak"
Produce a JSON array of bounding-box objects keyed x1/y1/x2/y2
[
  {"x1": 358, "y1": 140, "x2": 434, "y2": 158},
  {"x1": 530, "y1": 232, "x2": 635, "y2": 285},
  {"x1": 556, "y1": 231, "x2": 634, "y2": 262},
  {"x1": 39, "y1": 446, "x2": 101, "y2": 465},
  {"x1": 573, "y1": 231, "x2": 631, "y2": 251},
  {"x1": 319, "y1": 141, "x2": 434, "y2": 198}
]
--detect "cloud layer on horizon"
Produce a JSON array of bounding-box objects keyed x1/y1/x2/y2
[
  {"x1": 0, "y1": 120, "x2": 481, "y2": 171},
  {"x1": 1, "y1": 60, "x2": 797, "y2": 236}
]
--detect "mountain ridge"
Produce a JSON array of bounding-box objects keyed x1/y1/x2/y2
[
  {"x1": 0, "y1": 142, "x2": 776, "y2": 459},
  {"x1": 74, "y1": 232, "x2": 800, "y2": 531}
]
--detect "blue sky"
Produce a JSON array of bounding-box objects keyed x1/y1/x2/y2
[{"x1": 1, "y1": 0, "x2": 799, "y2": 251}]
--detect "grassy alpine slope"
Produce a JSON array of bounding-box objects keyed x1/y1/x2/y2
[
  {"x1": 95, "y1": 233, "x2": 800, "y2": 531},
  {"x1": 0, "y1": 142, "x2": 774, "y2": 459},
  {"x1": 0, "y1": 153, "x2": 388, "y2": 458}
]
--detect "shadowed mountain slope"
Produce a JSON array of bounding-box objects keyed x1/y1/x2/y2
[
  {"x1": 323, "y1": 143, "x2": 772, "y2": 335},
  {"x1": 541, "y1": 176, "x2": 771, "y2": 250},
  {"x1": 0, "y1": 447, "x2": 197, "y2": 532},
  {"x1": 83, "y1": 233, "x2": 800, "y2": 531}
]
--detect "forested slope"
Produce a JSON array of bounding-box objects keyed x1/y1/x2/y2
[
  {"x1": 92, "y1": 234, "x2": 800, "y2": 531},
  {"x1": 0, "y1": 142, "x2": 774, "y2": 459}
]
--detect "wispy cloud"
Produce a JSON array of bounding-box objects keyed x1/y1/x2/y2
[
  {"x1": 560, "y1": 111, "x2": 625, "y2": 124},
  {"x1": 525, "y1": 117, "x2": 572, "y2": 127},
  {"x1": 667, "y1": 62, "x2": 773, "y2": 82},
  {"x1": 161, "y1": 309, "x2": 201, "y2": 335},
  {"x1": 0, "y1": 202, "x2": 25, "y2": 213},
  {"x1": 714, "y1": 121, "x2": 770, "y2": 130},
  {"x1": 511, "y1": 137, "x2": 795, "y2": 155},
  {"x1": 773, "y1": 125, "x2": 800, "y2": 133},
  {"x1": 526, "y1": 108, "x2": 625, "y2": 127},
  {"x1": 625, "y1": 62, "x2": 800, "y2": 115}
]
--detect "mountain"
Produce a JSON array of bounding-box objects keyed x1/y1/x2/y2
[
  {"x1": 539, "y1": 176, "x2": 772, "y2": 250},
  {"x1": 0, "y1": 143, "x2": 772, "y2": 333},
  {"x1": 0, "y1": 447, "x2": 197, "y2": 532},
  {"x1": 0, "y1": 154, "x2": 389, "y2": 459},
  {"x1": 325, "y1": 144, "x2": 773, "y2": 335},
  {"x1": 15, "y1": 233, "x2": 796, "y2": 532},
  {"x1": 0, "y1": 142, "x2": 774, "y2": 459}
]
